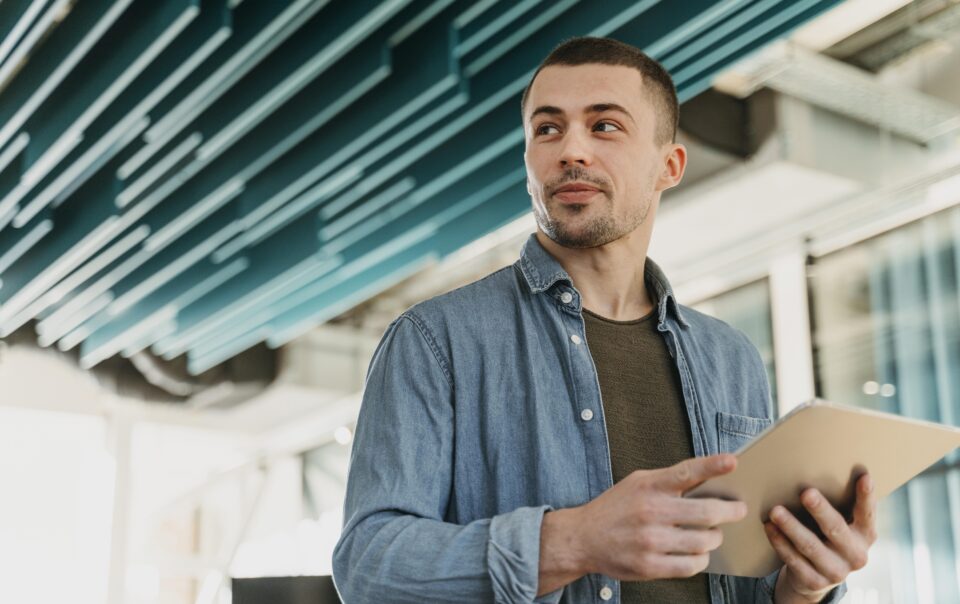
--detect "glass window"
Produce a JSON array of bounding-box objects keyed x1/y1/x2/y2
[
  {"x1": 0, "y1": 407, "x2": 112, "y2": 604},
  {"x1": 692, "y1": 279, "x2": 778, "y2": 411},
  {"x1": 809, "y1": 207, "x2": 960, "y2": 603},
  {"x1": 299, "y1": 430, "x2": 353, "y2": 575}
]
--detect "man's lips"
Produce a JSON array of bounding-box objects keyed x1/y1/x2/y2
[{"x1": 553, "y1": 184, "x2": 602, "y2": 204}]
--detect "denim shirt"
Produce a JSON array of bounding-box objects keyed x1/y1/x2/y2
[{"x1": 333, "y1": 233, "x2": 846, "y2": 604}]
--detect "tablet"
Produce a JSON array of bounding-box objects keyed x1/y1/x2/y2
[{"x1": 684, "y1": 399, "x2": 960, "y2": 577}]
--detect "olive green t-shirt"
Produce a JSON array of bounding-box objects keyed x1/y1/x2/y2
[{"x1": 582, "y1": 306, "x2": 710, "y2": 603}]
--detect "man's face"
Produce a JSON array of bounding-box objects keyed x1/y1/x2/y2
[{"x1": 523, "y1": 63, "x2": 675, "y2": 249}]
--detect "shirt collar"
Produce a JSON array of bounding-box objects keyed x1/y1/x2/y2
[{"x1": 517, "y1": 233, "x2": 689, "y2": 328}]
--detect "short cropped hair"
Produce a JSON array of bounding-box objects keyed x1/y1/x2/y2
[{"x1": 521, "y1": 37, "x2": 679, "y2": 145}]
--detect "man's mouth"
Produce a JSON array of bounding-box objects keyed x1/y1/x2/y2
[{"x1": 553, "y1": 183, "x2": 602, "y2": 204}]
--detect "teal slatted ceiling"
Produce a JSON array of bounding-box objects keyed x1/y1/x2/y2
[{"x1": 0, "y1": 0, "x2": 843, "y2": 376}]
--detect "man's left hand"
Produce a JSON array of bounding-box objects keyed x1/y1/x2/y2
[{"x1": 764, "y1": 473, "x2": 878, "y2": 603}]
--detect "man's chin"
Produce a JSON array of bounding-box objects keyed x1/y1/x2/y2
[{"x1": 544, "y1": 227, "x2": 615, "y2": 250}]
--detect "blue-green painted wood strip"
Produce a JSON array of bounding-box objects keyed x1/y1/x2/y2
[
  {"x1": 193, "y1": 0, "x2": 808, "y2": 354},
  {"x1": 5, "y1": 0, "x2": 688, "y2": 340},
  {"x1": 0, "y1": 0, "x2": 846, "y2": 373},
  {"x1": 168, "y1": 121, "x2": 523, "y2": 357},
  {"x1": 163, "y1": 0, "x2": 752, "y2": 354},
  {"x1": 32, "y1": 225, "x2": 151, "y2": 325},
  {"x1": 320, "y1": 178, "x2": 417, "y2": 241},
  {"x1": 261, "y1": 178, "x2": 529, "y2": 353},
  {"x1": 14, "y1": 115, "x2": 150, "y2": 229},
  {"x1": 658, "y1": 0, "x2": 775, "y2": 69},
  {"x1": 37, "y1": 39, "x2": 392, "y2": 337},
  {"x1": 20, "y1": 0, "x2": 200, "y2": 173},
  {"x1": 0, "y1": 181, "x2": 122, "y2": 334},
  {"x1": 189, "y1": 222, "x2": 440, "y2": 362},
  {"x1": 193, "y1": 137, "x2": 525, "y2": 357},
  {"x1": 131, "y1": 0, "x2": 330, "y2": 174},
  {"x1": 46, "y1": 179, "x2": 245, "y2": 347},
  {"x1": 218, "y1": 2, "x2": 464, "y2": 256},
  {"x1": 157, "y1": 254, "x2": 341, "y2": 360},
  {"x1": 79, "y1": 202, "x2": 244, "y2": 364},
  {"x1": 114, "y1": 0, "x2": 310, "y2": 182},
  {"x1": 0, "y1": 0, "x2": 69, "y2": 94},
  {"x1": 120, "y1": 37, "x2": 390, "y2": 236},
  {"x1": 669, "y1": 0, "x2": 824, "y2": 82},
  {"x1": 462, "y1": 0, "x2": 670, "y2": 83},
  {"x1": 0, "y1": 217, "x2": 53, "y2": 276},
  {"x1": 673, "y1": 0, "x2": 846, "y2": 102},
  {"x1": 452, "y1": 0, "x2": 499, "y2": 30},
  {"x1": 609, "y1": 0, "x2": 750, "y2": 59},
  {"x1": 79, "y1": 255, "x2": 251, "y2": 356},
  {"x1": 153, "y1": 208, "x2": 328, "y2": 341},
  {"x1": 0, "y1": 0, "x2": 46, "y2": 68},
  {"x1": 456, "y1": 0, "x2": 536, "y2": 49},
  {"x1": 191, "y1": 0, "x2": 417, "y2": 166},
  {"x1": 456, "y1": 0, "x2": 540, "y2": 58},
  {"x1": 41, "y1": 0, "x2": 233, "y2": 217},
  {"x1": 0, "y1": 0, "x2": 136, "y2": 223},
  {"x1": 232, "y1": 9, "x2": 462, "y2": 226}
]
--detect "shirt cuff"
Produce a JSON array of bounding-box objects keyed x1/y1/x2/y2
[{"x1": 487, "y1": 505, "x2": 558, "y2": 604}]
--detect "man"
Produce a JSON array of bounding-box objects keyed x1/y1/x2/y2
[{"x1": 333, "y1": 37, "x2": 876, "y2": 603}]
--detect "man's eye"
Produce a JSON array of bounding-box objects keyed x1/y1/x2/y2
[
  {"x1": 594, "y1": 121, "x2": 620, "y2": 133},
  {"x1": 535, "y1": 124, "x2": 559, "y2": 136}
]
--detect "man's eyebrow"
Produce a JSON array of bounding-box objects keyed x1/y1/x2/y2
[
  {"x1": 588, "y1": 103, "x2": 635, "y2": 122},
  {"x1": 528, "y1": 103, "x2": 635, "y2": 123},
  {"x1": 529, "y1": 105, "x2": 564, "y2": 121}
]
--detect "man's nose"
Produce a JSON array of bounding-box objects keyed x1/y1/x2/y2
[{"x1": 558, "y1": 129, "x2": 592, "y2": 167}]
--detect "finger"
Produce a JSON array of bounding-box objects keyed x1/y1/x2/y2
[
  {"x1": 659, "y1": 454, "x2": 737, "y2": 492},
  {"x1": 662, "y1": 497, "x2": 748, "y2": 528},
  {"x1": 852, "y1": 474, "x2": 878, "y2": 544},
  {"x1": 769, "y1": 506, "x2": 849, "y2": 585},
  {"x1": 642, "y1": 526, "x2": 723, "y2": 555},
  {"x1": 800, "y1": 488, "x2": 864, "y2": 566},
  {"x1": 765, "y1": 523, "x2": 836, "y2": 594}
]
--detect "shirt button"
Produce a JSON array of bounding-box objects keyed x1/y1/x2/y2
[
  {"x1": 580, "y1": 409, "x2": 594, "y2": 421},
  {"x1": 599, "y1": 585, "x2": 613, "y2": 600},
  {"x1": 560, "y1": 291, "x2": 573, "y2": 304},
  {"x1": 570, "y1": 334, "x2": 582, "y2": 345}
]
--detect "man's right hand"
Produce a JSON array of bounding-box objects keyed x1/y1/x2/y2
[{"x1": 538, "y1": 454, "x2": 747, "y2": 595}]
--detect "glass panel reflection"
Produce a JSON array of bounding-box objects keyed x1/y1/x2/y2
[{"x1": 809, "y1": 208, "x2": 960, "y2": 604}]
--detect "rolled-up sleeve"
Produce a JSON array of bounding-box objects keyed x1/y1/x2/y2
[{"x1": 332, "y1": 313, "x2": 556, "y2": 603}]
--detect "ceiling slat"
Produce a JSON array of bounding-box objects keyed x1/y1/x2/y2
[{"x1": 0, "y1": 0, "x2": 844, "y2": 376}]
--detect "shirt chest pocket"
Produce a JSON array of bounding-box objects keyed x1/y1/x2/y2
[{"x1": 716, "y1": 411, "x2": 773, "y2": 453}]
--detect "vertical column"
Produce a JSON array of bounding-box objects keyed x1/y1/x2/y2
[
  {"x1": 768, "y1": 249, "x2": 816, "y2": 416},
  {"x1": 106, "y1": 408, "x2": 133, "y2": 604}
]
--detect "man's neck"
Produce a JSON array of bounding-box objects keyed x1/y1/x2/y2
[{"x1": 535, "y1": 230, "x2": 655, "y2": 322}]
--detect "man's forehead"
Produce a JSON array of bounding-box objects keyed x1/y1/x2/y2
[{"x1": 526, "y1": 64, "x2": 647, "y2": 114}]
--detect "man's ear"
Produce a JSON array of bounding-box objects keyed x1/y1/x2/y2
[
  {"x1": 526, "y1": 177, "x2": 533, "y2": 196},
  {"x1": 656, "y1": 143, "x2": 687, "y2": 192}
]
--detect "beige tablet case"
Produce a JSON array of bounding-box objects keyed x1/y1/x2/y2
[{"x1": 685, "y1": 399, "x2": 960, "y2": 578}]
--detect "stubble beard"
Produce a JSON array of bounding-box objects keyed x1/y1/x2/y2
[{"x1": 535, "y1": 192, "x2": 651, "y2": 249}]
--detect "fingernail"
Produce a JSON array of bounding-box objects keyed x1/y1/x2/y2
[
  {"x1": 863, "y1": 475, "x2": 874, "y2": 493},
  {"x1": 771, "y1": 506, "x2": 784, "y2": 520},
  {"x1": 805, "y1": 490, "x2": 820, "y2": 505}
]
